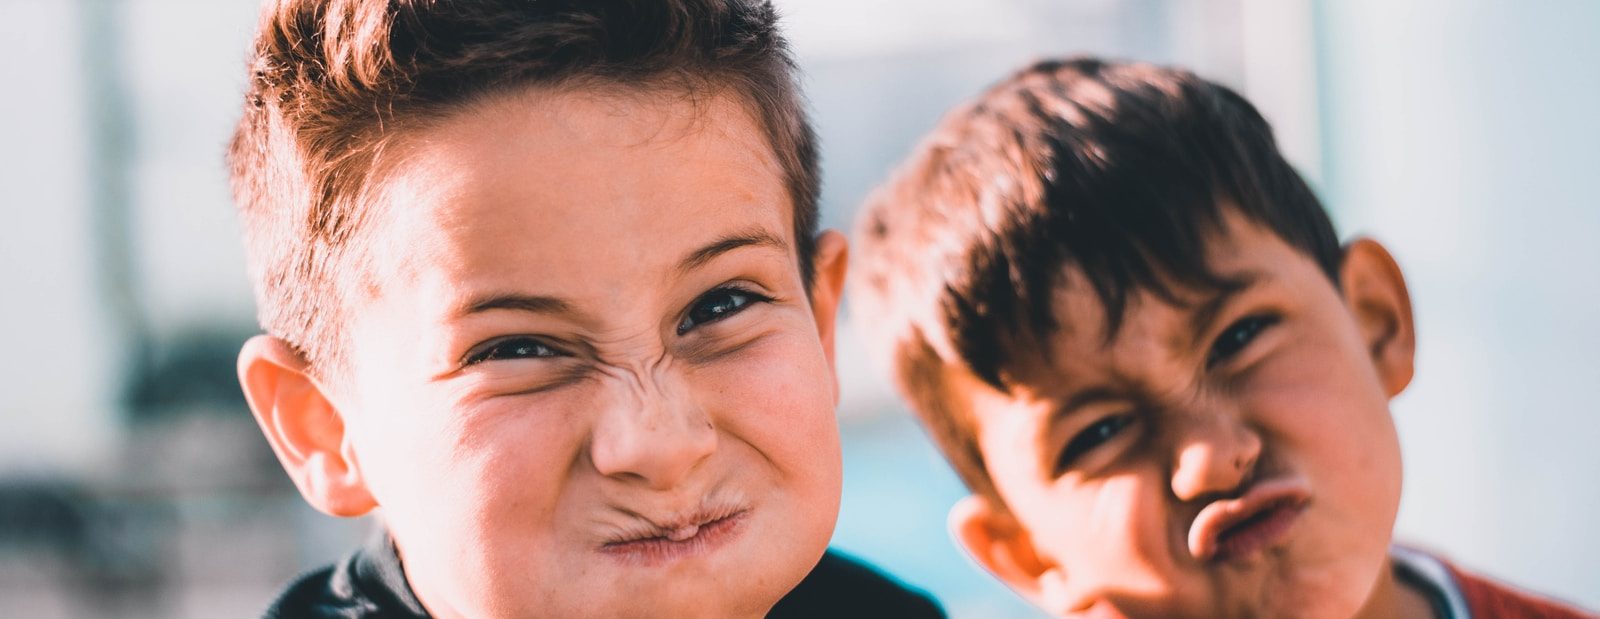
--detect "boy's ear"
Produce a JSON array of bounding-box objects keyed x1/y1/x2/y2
[
  {"x1": 237, "y1": 335, "x2": 376, "y2": 517},
  {"x1": 1338, "y1": 238, "x2": 1416, "y2": 397},
  {"x1": 950, "y1": 495, "x2": 1070, "y2": 612},
  {"x1": 807, "y1": 230, "x2": 849, "y2": 392}
]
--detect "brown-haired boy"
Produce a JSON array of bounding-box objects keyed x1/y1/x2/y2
[
  {"x1": 851, "y1": 57, "x2": 1597, "y2": 619},
  {"x1": 227, "y1": 0, "x2": 943, "y2": 617}
]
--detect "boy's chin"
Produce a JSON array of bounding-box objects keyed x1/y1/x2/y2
[
  {"x1": 1080, "y1": 550, "x2": 1382, "y2": 619},
  {"x1": 1198, "y1": 552, "x2": 1385, "y2": 619},
  {"x1": 582, "y1": 509, "x2": 831, "y2": 618},
  {"x1": 487, "y1": 559, "x2": 804, "y2": 619}
]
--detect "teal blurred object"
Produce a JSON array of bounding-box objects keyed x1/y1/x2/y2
[{"x1": 833, "y1": 411, "x2": 1044, "y2": 618}]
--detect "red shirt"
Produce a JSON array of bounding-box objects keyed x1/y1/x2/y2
[{"x1": 1448, "y1": 562, "x2": 1597, "y2": 619}]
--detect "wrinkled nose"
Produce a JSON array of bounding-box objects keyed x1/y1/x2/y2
[
  {"x1": 1169, "y1": 410, "x2": 1262, "y2": 502},
  {"x1": 588, "y1": 374, "x2": 717, "y2": 490}
]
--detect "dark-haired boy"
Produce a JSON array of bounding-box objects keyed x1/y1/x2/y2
[
  {"x1": 228, "y1": 0, "x2": 943, "y2": 617},
  {"x1": 851, "y1": 57, "x2": 1596, "y2": 618}
]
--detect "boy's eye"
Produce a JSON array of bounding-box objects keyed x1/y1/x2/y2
[
  {"x1": 1207, "y1": 314, "x2": 1280, "y2": 366},
  {"x1": 464, "y1": 337, "x2": 562, "y2": 366},
  {"x1": 677, "y1": 286, "x2": 769, "y2": 334},
  {"x1": 1055, "y1": 414, "x2": 1135, "y2": 474}
]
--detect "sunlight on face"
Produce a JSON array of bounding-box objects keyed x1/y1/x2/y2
[{"x1": 330, "y1": 88, "x2": 842, "y2": 619}]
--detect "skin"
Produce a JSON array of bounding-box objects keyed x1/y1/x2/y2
[
  {"x1": 946, "y1": 211, "x2": 1436, "y2": 618},
  {"x1": 237, "y1": 87, "x2": 848, "y2": 618}
]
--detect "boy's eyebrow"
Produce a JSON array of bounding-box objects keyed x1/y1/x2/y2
[
  {"x1": 676, "y1": 228, "x2": 789, "y2": 274},
  {"x1": 451, "y1": 230, "x2": 788, "y2": 319},
  {"x1": 1055, "y1": 386, "x2": 1127, "y2": 420},
  {"x1": 456, "y1": 293, "x2": 575, "y2": 318},
  {"x1": 1184, "y1": 269, "x2": 1268, "y2": 348}
]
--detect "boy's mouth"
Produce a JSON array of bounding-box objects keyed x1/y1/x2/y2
[
  {"x1": 1187, "y1": 477, "x2": 1312, "y2": 563},
  {"x1": 598, "y1": 503, "x2": 750, "y2": 566}
]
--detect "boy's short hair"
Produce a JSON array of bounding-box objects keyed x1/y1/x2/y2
[
  {"x1": 228, "y1": 0, "x2": 818, "y2": 373},
  {"x1": 851, "y1": 58, "x2": 1341, "y2": 502}
]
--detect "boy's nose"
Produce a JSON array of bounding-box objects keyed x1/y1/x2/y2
[
  {"x1": 1168, "y1": 410, "x2": 1262, "y2": 502},
  {"x1": 588, "y1": 374, "x2": 717, "y2": 490}
]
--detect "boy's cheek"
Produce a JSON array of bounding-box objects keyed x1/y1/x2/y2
[
  {"x1": 694, "y1": 326, "x2": 833, "y2": 409},
  {"x1": 695, "y1": 328, "x2": 842, "y2": 481},
  {"x1": 1040, "y1": 469, "x2": 1175, "y2": 565},
  {"x1": 340, "y1": 379, "x2": 518, "y2": 513},
  {"x1": 351, "y1": 395, "x2": 577, "y2": 559}
]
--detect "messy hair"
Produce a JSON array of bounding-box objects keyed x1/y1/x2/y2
[
  {"x1": 228, "y1": 0, "x2": 819, "y2": 373},
  {"x1": 850, "y1": 58, "x2": 1340, "y2": 501}
]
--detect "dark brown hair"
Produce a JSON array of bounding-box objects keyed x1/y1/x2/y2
[
  {"x1": 228, "y1": 0, "x2": 819, "y2": 373},
  {"x1": 850, "y1": 57, "x2": 1340, "y2": 502}
]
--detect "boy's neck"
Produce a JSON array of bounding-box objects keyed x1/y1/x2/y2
[{"x1": 1353, "y1": 557, "x2": 1444, "y2": 619}]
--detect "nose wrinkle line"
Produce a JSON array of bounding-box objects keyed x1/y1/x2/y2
[
  {"x1": 589, "y1": 351, "x2": 715, "y2": 479},
  {"x1": 603, "y1": 350, "x2": 684, "y2": 418}
]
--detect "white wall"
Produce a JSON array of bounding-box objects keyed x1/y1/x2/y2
[
  {"x1": 0, "y1": 0, "x2": 261, "y2": 472},
  {"x1": 122, "y1": 0, "x2": 259, "y2": 333},
  {"x1": 0, "y1": 1, "x2": 117, "y2": 472},
  {"x1": 1318, "y1": 0, "x2": 1600, "y2": 607}
]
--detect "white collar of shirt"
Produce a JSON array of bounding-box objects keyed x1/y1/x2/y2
[{"x1": 1391, "y1": 545, "x2": 1472, "y2": 619}]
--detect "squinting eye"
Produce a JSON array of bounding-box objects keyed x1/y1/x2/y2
[
  {"x1": 1207, "y1": 314, "x2": 1280, "y2": 366},
  {"x1": 1056, "y1": 414, "x2": 1135, "y2": 474},
  {"x1": 464, "y1": 337, "x2": 561, "y2": 366},
  {"x1": 677, "y1": 287, "x2": 769, "y2": 334}
]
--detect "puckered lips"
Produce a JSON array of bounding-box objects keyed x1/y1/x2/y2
[
  {"x1": 1187, "y1": 476, "x2": 1312, "y2": 563},
  {"x1": 598, "y1": 500, "x2": 751, "y2": 567}
]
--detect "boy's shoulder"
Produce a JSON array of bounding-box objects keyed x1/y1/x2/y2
[
  {"x1": 1396, "y1": 545, "x2": 1597, "y2": 619},
  {"x1": 262, "y1": 532, "x2": 428, "y2": 619},
  {"x1": 1447, "y1": 563, "x2": 1597, "y2": 619},
  {"x1": 768, "y1": 549, "x2": 946, "y2": 619},
  {"x1": 263, "y1": 533, "x2": 946, "y2": 619}
]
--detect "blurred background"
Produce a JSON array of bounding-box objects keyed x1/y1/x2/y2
[{"x1": 1, "y1": 0, "x2": 1596, "y2": 617}]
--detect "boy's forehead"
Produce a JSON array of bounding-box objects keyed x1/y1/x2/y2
[
  {"x1": 409, "y1": 85, "x2": 783, "y2": 182},
  {"x1": 459, "y1": 85, "x2": 757, "y2": 152},
  {"x1": 354, "y1": 85, "x2": 795, "y2": 309}
]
